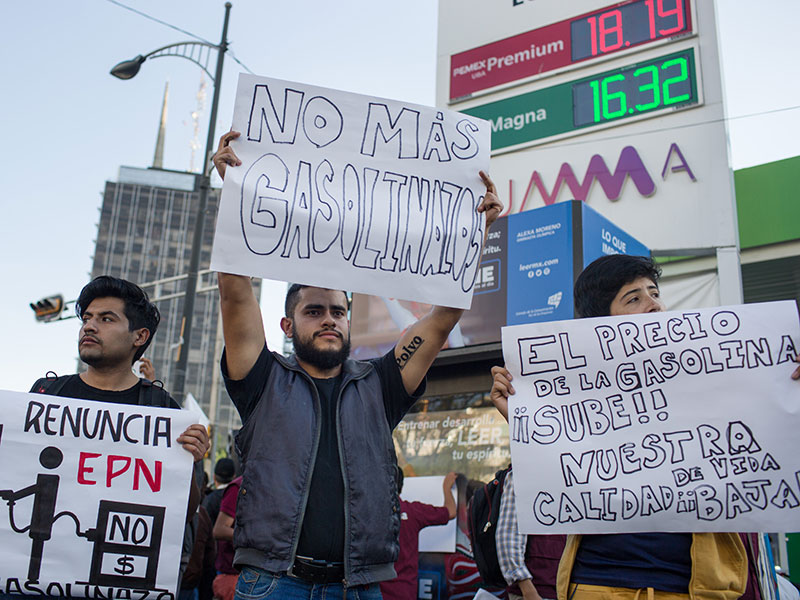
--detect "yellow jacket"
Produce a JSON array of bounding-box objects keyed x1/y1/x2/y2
[{"x1": 557, "y1": 534, "x2": 748, "y2": 600}]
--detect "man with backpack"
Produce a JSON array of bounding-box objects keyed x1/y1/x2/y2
[
  {"x1": 380, "y1": 470, "x2": 457, "y2": 600},
  {"x1": 496, "y1": 470, "x2": 565, "y2": 600},
  {"x1": 490, "y1": 255, "x2": 800, "y2": 600}
]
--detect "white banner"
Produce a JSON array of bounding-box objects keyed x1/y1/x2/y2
[
  {"x1": 0, "y1": 390, "x2": 196, "y2": 598},
  {"x1": 211, "y1": 74, "x2": 491, "y2": 309},
  {"x1": 502, "y1": 301, "x2": 800, "y2": 534}
]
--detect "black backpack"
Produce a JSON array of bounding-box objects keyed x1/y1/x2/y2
[
  {"x1": 467, "y1": 465, "x2": 512, "y2": 589},
  {"x1": 30, "y1": 372, "x2": 174, "y2": 408}
]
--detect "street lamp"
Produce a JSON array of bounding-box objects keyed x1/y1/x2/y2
[{"x1": 110, "y1": 2, "x2": 232, "y2": 403}]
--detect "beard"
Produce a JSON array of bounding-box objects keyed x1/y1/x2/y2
[{"x1": 292, "y1": 330, "x2": 351, "y2": 370}]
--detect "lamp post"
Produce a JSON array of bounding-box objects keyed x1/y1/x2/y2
[{"x1": 110, "y1": 2, "x2": 232, "y2": 403}]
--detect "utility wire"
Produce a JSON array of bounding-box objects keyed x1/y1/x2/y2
[
  {"x1": 102, "y1": 0, "x2": 256, "y2": 72},
  {"x1": 103, "y1": 0, "x2": 215, "y2": 46}
]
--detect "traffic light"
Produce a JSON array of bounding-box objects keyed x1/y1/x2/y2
[{"x1": 30, "y1": 295, "x2": 65, "y2": 322}]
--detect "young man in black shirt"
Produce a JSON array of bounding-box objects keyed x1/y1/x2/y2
[
  {"x1": 31, "y1": 276, "x2": 209, "y2": 482},
  {"x1": 212, "y1": 131, "x2": 502, "y2": 598}
]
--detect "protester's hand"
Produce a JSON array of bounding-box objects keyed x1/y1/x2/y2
[
  {"x1": 138, "y1": 357, "x2": 155, "y2": 381},
  {"x1": 792, "y1": 354, "x2": 800, "y2": 381},
  {"x1": 212, "y1": 131, "x2": 242, "y2": 180},
  {"x1": 478, "y1": 171, "x2": 503, "y2": 230},
  {"x1": 177, "y1": 424, "x2": 210, "y2": 462},
  {"x1": 519, "y1": 579, "x2": 543, "y2": 600},
  {"x1": 443, "y1": 471, "x2": 457, "y2": 491},
  {"x1": 490, "y1": 365, "x2": 514, "y2": 422}
]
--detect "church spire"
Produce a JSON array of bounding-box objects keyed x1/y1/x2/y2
[{"x1": 152, "y1": 82, "x2": 169, "y2": 169}]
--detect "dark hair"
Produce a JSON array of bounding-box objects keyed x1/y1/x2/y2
[
  {"x1": 214, "y1": 457, "x2": 236, "y2": 484},
  {"x1": 573, "y1": 255, "x2": 661, "y2": 318},
  {"x1": 284, "y1": 283, "x2": 349, "y2": 318},
  {"x1": 76, "y1": 276, "x2": 160, "y2": 362}
]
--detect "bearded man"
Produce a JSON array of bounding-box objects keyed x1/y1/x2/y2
[{"x1": 212, "y1": 130, "x2": 503, "y2": 599}]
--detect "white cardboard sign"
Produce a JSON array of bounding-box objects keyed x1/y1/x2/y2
[
  {"x1": 211, "y1": 74, "x2": 491, "y2": 309},
  {"x1": 502, "y1": 301, "x2": 800, "y2": 534},
  {"x1": 0, "y1": 390, "x2": 196, "y2": 598}
]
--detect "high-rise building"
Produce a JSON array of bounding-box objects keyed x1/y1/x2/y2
[{"x1": 89, "y1": 165, "x2": 258, "y2": 451}]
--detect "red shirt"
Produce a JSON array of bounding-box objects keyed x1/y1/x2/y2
[
  {"x1": 380, "y1": 499, "x2": 451, "y2": 600},
  {"x1": 215, "y1": 476, "x2": 242, "y2": 574}
]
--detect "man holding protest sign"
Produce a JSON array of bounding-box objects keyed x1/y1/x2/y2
[
  {"x1": 5, "y1": 276, "x2": 210, "y2": 598},
  {"x1": 212, "y1": 130, "x2": 502, "y2": 599},
  {"x1": 491, "y1": 254, "x2": 800, "y2": 600},
  {"x1": 31, "y1": 276, "x2": 209, "y2": 461},
  {"x1": 30, "y1": 277, "x2": 209, "y2": 517}
]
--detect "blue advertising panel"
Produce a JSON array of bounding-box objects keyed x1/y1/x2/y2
[
  {"x1": 581, "y1": 202, "x2": 649, "y2": 267},
  {"x1": 350, "y1": 201, "x2": 650, "y2": 357},
  {"x1": 506, "y1": 202, "x2": 575, "y2": 325}
]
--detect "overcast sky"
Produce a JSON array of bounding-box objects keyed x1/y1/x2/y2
[{"x1": 1, "y1": 0, "x2": 798, "y2": 393}]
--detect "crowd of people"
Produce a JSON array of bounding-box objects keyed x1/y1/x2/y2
[{"x1": 27, "y1": 130, "x2": 800, "y2": 600}]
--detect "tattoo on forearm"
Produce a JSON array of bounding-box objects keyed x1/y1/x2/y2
[{"x1": 396, "y1": 335, "x2": 424, "y2": 371}]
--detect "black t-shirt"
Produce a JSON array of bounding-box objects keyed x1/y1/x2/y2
[
  {"x1": 297, "y1": 374, "x2": 345, "y2": 561},
  {"x1": 47, "y1": 374, "x2": 180, "y2": 408},
  {"x1": 222, "y1": 345, "x2": 423, "y2": 562}
]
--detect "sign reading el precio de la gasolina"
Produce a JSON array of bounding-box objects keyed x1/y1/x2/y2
[
  {"x1": 502, "y1": 301, "x2": 800, "y2": 534},
  {"x1": 462, "y1": 47, "x2": 700, "y2": 152},
  {"x1": 450, "y1": 0, "x2": 693, "y2": 101}
]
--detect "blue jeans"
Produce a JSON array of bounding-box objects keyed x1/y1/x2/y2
[{"x1": 235, "y1": 566, "x2": 382, "y2": 600}]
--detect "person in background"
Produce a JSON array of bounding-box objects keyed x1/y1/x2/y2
[
  {"x1": 380, "y1": 471, "x2": 458, "y2": 600},
  {"x1": 496, "y1": 469, "x2": 565, "y2": 600},
  {"x1": 180, "y1": 505, "x2": 216, "y2": 600},
  {"x1": 203, "y1": 458, "x2": 236, "y2": 528},
  {"x1": 212, "y1": 475, "x2": 243, "y2": 600}
]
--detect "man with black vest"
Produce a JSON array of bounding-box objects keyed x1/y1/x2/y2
[{"x1": 212, "y1": 131, "x2": 502, "y2": 599}]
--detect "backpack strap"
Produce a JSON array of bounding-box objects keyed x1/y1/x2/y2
[
  {"x1": 30, "y1": 372, "x2": 73, "y2": 396},
  {"x1": 138, "y1": 378, "x2": 176, "y2": 408}
]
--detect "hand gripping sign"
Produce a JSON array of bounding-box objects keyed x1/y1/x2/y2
[
  {"x1": 0, "y1": 390, "x2": 195, "y2": 598},
  {"x1": 501, "y1": 301, "x2": 800, "y2": 535},
  {"x1": 210, "y1": 74, "x2": 491, "y2": 309}
]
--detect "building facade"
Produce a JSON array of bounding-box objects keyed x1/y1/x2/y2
[{"x1": 90, "y1": 165, "x2": 257, "y2": 450}]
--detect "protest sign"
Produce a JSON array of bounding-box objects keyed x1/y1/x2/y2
[
  {"x1": 0, "y1": 389, "x2": 196, "y2": 598},
  {"x1": 502, "y1": 301, "x2": 800, "y2": 534},
  {"x1": 210, "y1": 74, "x2": 491, "y2": 309}
]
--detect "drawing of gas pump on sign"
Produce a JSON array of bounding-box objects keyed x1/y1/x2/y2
[{"x1": 0, "y1": 445, "x2": 166, "y2": 590}]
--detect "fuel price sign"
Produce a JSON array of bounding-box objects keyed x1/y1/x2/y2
[{"x1": 462, "y1": 47, "x2": 700, "y2": 152}]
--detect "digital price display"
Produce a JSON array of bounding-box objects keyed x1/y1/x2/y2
[
  {"x1": 570, "y1": 0, "x2": 691, "y2": 62},
  {"x1": 461, "y1": 47, "x2": 700, "y2": 152},
  {"x1": 449, "y1": 0, "x2": 694, "y2": 101},
  {"x1": 572, "y1": 48, "x2": 697, "y2": 127}
]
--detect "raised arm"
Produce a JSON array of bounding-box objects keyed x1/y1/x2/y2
[
  {"x1": 442, "y1": 471, "x2": 457, "y2": 519},
  {"x1": 211, "y1": 130, "x2": 242, "y2": 180},
  {"x1": 490, "y1": 365, "x2": 515, "y2": 423},
  {"x1": 393, "y1": 172, "x2": 503, "y2": 394},
  {"x1": 218, "y1": 273, "x2": 266, "y2": 381},
  {"x1": 212, "y1": 132, "x2": 266, "y2": 380}
]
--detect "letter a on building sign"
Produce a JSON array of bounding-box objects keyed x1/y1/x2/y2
[{"x1": 210, "y1": 73, "x2": 491, "y2": 310}]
